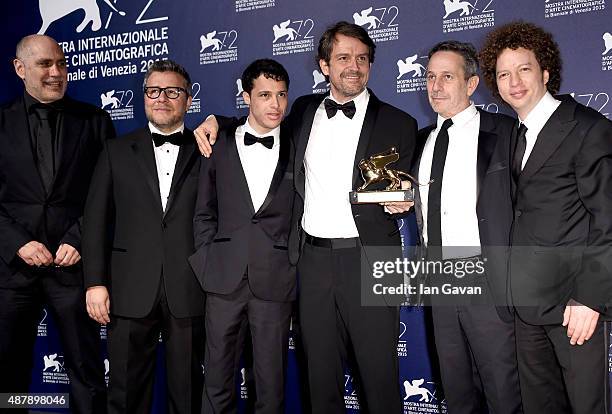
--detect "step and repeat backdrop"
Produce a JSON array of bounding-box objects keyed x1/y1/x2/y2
[{"x1": 1, "y1": 0, "x2": 611, "y2": 413}]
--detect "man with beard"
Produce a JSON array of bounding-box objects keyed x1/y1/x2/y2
[{"x1": 195, "y1": 21, "x2": 417, "y2": 414}]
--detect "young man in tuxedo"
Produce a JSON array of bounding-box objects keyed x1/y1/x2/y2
[
  {"x1": 414, "y1": 40, "x2": 521, "y2": 414},
  {"x1": 189, "y1": 58, "x2": 295, "y2": 414},
  {"x1": 0, "y1": 34, "x2": 112, "y2": 414},
  {"x1": 194, "y1": 22, "x2": 417, "y2": 414},
  {"x1": 480, "y1": 22, "x2": 612, "y2": 414},
  {"x1": 83, "y1": 60, "x2": 205, "y2": 414}
]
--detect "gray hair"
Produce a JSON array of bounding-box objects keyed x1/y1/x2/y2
[{"x1": 142, "y1": 60, "x2": 192, "y2": 95}]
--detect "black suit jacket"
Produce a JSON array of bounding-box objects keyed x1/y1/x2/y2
[
  {"x1": 0, "y1": 95, "x2": 115, "y2": 288},
  {"x1": 82, "y1": 127, "x2": 205, "y2": 318},
  {"x1": 509, "y1": 95, "x2": 612, "y2": 324},
  {"x1": 414, "y1": 109, "x2": 515, "y2": 321},
  {"x1": 287, "y1": 90, "x2": 418, "y2": 262},
  {"x1": 188, "y1": 121, "x2": 296, "y2": 302}
]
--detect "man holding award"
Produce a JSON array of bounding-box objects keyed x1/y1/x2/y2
[{"x1": 195, "y1": 21, "x2": 417, "y2": 414}]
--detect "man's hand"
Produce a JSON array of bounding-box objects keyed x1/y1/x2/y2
[
  {"x1": 54, "y1": 243, "x2": 81, "y2": 266},
  {"x1": 562, "y1": 299, "x2": 600, "y2": 345},
  {"x1": 86, "y1": 286, "x2": 110, "y2": 325},
  {"x1": 381, "y1": 180, "x2": 414, "y2": 214},
  {"x1": 17, "y1": 241, "x2": 53, "y2": 267},
  {"x1": 382, "y1": 200, "x2": 414, "y2": 214},
  {"x1": 194, "y1": 115, "x2": 219, "y2": 157}
]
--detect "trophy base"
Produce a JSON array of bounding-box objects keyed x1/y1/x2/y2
[{"x1": 349, "y1": 188, "x2": 414, "y2": 204}]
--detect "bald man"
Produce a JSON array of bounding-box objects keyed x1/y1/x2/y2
[{"x1": 0, "y1": 35, "x2": 114, "y2": 414}]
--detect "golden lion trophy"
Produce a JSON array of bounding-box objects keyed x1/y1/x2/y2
[{"x1": 350, "y1": 147, "x2": 416, "y2": 204}]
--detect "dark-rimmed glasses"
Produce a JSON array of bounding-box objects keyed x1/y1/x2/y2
[{"x1": 144, "y1": 86, "x2": 188, "y2": 99}]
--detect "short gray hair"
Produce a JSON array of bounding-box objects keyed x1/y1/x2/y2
[{"x1": 142, "y1": 60, "x2": 192, "y2": 95}]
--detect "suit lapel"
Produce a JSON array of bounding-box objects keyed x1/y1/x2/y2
[
  {"x1": 164, "y1": 133, "x2": 198, "y2": 217},
  {"x1": 131, "y1": 129, "x2": 163, "y2": 213},
  {"x1": 294, "y1": 95, "x2": 325, "y2": 198},
  {"x1": 519, "y1": 99, "x2": 576, "y2": 185},
  {"x1": 351, "y1": 90, "x2": 381, "y2": 188},
  {"x1": 476, "y1": 111, "x2": 497, "y2": 201},
  {"x1": 256, "y1": 124, "x2": 290, "y2": 216},
  {"x1": 9, "y1": 98, "x2": 46, "y2": 196},
  {"x1": 413, "y1": 125, "x2": 435, "y2": 247},
  {"x1": 227, "y1": 126, "x2": 256, "y2": 214},
  {"x1": 51, "y1": 102, "x2": 84, "y2": 194}
]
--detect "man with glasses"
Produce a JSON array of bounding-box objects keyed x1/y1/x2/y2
[
  {"x1": 83, "y1": 60, "x2": 205, "y2": 414},
  {"x1": 0, "y1": 34, "x2": 112, "y2": 414}
]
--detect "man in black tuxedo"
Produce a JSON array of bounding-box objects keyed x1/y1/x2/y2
[
  {"x1": 413, "y1": 40, "x2": 521, "y2": 414},
  {"x1": 83, "y1": 60, "x2": 205, "y2": 414},
  {"x1": 0, "y1": 34, "x2": 112, "y2": 414},
  {"x1": 189, "y1": 59, "x2": 295, "y2": 414},
  {"x1": 285, "y1": 22, "x2": 416, "y2": 413},
  {"x1": 480, "y1": 22, "x2": 612, "y2": 414},
  {"x1": 195, "y1": 22, "x2": 416, "y2": 414}
]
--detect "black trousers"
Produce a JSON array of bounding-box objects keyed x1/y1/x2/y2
[
  {"x1": 431, "y1": 304, "x2": 522, "y2": 414},
  {"x1": 515, "y1": 315, "x2": 608, "y2": 414},
  {"x1": 202, "y1": 278, "x2": 292, "y2": 414},
  {"x1": 297, "y1": 240, "x2": 401, "y2": 414},
  {"x1": 0, "y1": 272, "x2": 106, "y2": 414},
  {"x1": 107, "y1": 287, "x2": 204, "y2": 414}
]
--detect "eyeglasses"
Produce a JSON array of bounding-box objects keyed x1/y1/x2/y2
[{"x1": 144, "y1": 86, "x2": 188, "y2": 99}]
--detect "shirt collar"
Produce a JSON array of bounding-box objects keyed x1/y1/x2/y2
[
  {"x1": 436, "y1": 102, "x2": 477, "y2": 130},
  {"x1": 243, "y1": 117, "x2": 280, "y2": 147},
  {"x1": 148, "y1": 122, "x2": 185, "y2": 136},
  {"x1": 520, "y1": 91, "x2": 561, "y2": 133},
  {"x1": 24, "y1": 91, "x2": 65, "y2": 113}
]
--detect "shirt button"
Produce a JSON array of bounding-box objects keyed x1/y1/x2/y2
[{"x1": 166, "y1": 173, "x2": 170, "y2": 176}]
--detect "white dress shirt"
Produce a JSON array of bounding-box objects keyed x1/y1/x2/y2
[
  {"x1": 302, "y1": 89, "x2": 370, "y2": 238},
  {"x1": 235, "y1": 118, "x2": 280, "y2": 211},
  {"x1": 518, "y1": 91, "x2": 562, "y2": 170},
  {"x1": 418, "y1": 104, "x2": 481, "y2": 257},
  {"x1": 149, "y1": 122, "x2": 183, "y2": 211}
]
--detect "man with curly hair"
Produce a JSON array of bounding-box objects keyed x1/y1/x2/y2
[{"x1": 480, "y1": 21, "x2": 612, "y2": 414}]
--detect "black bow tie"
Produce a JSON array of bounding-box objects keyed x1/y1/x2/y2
[
  {"x1": 244, "y1": 132, "x2": 274, "y2": 149},
  {"x1": 152, "y1": 131, "x2": 184, "y2": 147},
  {"x1": 324, "y1": 98, "x2": 356, "y2": 119}
]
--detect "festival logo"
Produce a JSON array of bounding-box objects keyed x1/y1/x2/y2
[
  {"x1": 42, "y1": 353, "x2": 69, "y2": 384},
  {"x1": 199, "y1": 29, "x2": 239, "y2": 65},
  {"x1": 344, "y1": 374, "x2": 360, "y2": 410},
  {"x1": 271, "y1": 19, "x2": 315, "y2": 56},
  {"x1": 38, "y1": 0, "x2": 126, "y2": 34},
  {"x1": 312, "y1": 70, "x2": 329, "y2": 94},
  {"x1": 187, "y1": 82, "x2": 201, "y2": 114},
  {"x1": 602, "y1": 32, "x2": 612, "y2": 72},
  {"x1": 568, "y1": 91, "x2": 610, "y2": 119},
  {"x1": 396, "y1": 53, "x2": 427, "y2": 94},
  {"x1": 236, "y1": 0, "x2": 275, "y2": 12},
  {"x1": 100, "y1": 89, "x2": 135, "y2": 120},
  {"x1": 442, "y1": 0, "x2": 495, "y2": 34},
  {"x1": 104, "y1": 358, "x2": 110, "y2": 385},
  {"x1": 545, "y1": 0, "x2": 606, "y2": 19},
  {"x1": 403, "y1": 377, "x2": 447, "y2": 413},
  {"x1": 235, "y1": 78, "x2": 248, "y2": 110},
  {"x1": 352, "y1": 5, "x2": 399, "y2": 43},
  {"x1": 37, "y1": 308, "x2": 48, "y2": 337},
  {"x1": 240, "y1": 367, "x2": 249, "y2": 400},
  {"x1": 397, "y1": 321, "x2": 407, "y2": 357}
]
